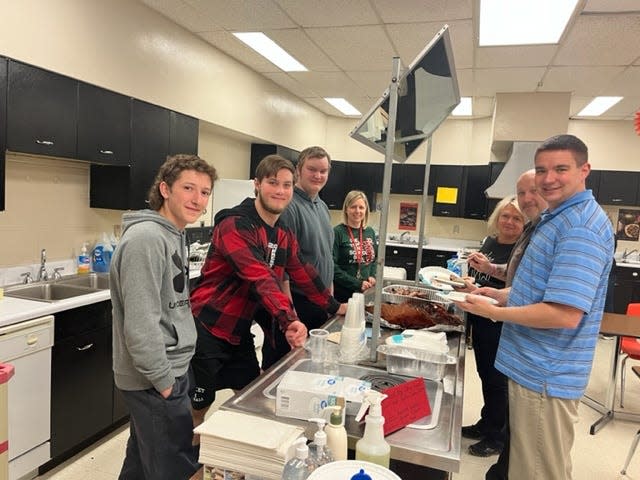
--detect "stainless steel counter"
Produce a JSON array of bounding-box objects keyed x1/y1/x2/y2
[{"x1": 220, "y1": 315, "x2": 465, "y2": 476}]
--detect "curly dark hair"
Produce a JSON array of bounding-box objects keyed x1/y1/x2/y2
[{"x1": 147, "y1": 154, "x2": 218, "y2": 210}]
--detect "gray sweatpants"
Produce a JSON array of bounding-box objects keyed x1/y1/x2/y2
[{"x1": 118, "y1": 374, "x2": 199, "y2": 480}]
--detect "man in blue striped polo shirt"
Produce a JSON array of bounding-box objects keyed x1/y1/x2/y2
[{"x1": 457, "y1": 134, "x2": 614, "y2": 479}]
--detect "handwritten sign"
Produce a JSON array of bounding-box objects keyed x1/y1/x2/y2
[{"x1": 381, "y1": 377, "x2": 431, "y2": 435}]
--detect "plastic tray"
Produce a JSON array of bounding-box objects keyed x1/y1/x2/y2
[{"x1": 377, "y1": 344, "x2": 457, "y2": 381}]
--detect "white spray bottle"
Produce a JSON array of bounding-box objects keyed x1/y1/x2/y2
[{"x1": 355, "y1": 390, "x2": 390, "y2": 468}]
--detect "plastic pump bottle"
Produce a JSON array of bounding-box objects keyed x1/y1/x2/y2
[
  {"x1": 281, "y1": 437, "x2": 313, "y2": 480},
  {"x1": 325, "y1": 406, "x2": 347, "y2": 461},
  {"x1": 308, "y1": 418, "x2": 334, "y2": 468},
  {"x1": 355, "y1": 390, "x2": 390, "y2": 468},
  {"x1": 77, "y1": 243, "x2": 91, "y2": 274}
]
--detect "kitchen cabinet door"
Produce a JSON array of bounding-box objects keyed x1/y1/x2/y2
[
  {"x1": 0, "y1": 57, "x2": 6, "y2": 211},
  {"x1": 598, "y1": 170, "x2": 639, "y2": 206},
  {"x1": 89, "y1": 164, "x2": 131, "y2": 210},
  {"x1": 613, "y1": 267, "x2": 640, "y2": 314},
  {"x1": 51, "y1": 303, "x2": 113, "y2": 460},
  {"x1": 77, "y1": 83, "x2": 131, "y2": 166},
  {"x1": 169, "y1": 111, "x2": 198, "y2": 156},
  {"x1": 7, "y1": 61, "x2": 78, "y2": 158},
  {"x1": 431, "y1": 165, "x2": 465, "y2": 217},
  {"x1": 350, "y1": 162, "x2": 383, "y2": 208},
  {"x1": 385, "y1": 246, "x2": 419, "y2": 280},
  {"x1": 391, "y1": 163, "x2": 426, "y2": 194},
  {"x1": 249, "y1": 143, "x2": 299, "y2": 178},
  {"x1": 319, "y1": 160, "x2": 348, "y2": 210},
  {"x1": 129, "y1": 100, "x2": 171, "y2": 209},
  {"x1": 485, "y1": 162, "x2": 505, "y2": 218},
  {"x1": 423, "y1": 249, "x2": 451, "y2": 269},
  {"x1": 463, "y1": 165, "x2": 490, "y2": 220},
  {"x1": 585, "y1": 169, "x2": 600, "y2": 201}
]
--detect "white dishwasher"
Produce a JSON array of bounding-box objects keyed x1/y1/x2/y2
[{"x1": 0, "y1": 316, "x2": 53, "y2": 480}]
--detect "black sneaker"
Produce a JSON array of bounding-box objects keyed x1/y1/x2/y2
[
  {"x1": 461, "y1": 423, "x2": 485, "y2": 440},
  {"x1": 468, "y1": 438, "x2": 502, "y2": 457}
]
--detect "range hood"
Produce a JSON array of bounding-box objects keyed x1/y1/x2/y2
[{"x1": 485, "y1": 92, "x2": 571, "y2": 199}]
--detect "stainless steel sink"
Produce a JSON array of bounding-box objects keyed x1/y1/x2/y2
[
  {"x1": 4, "y1": 283, "x2": 100, "y2": 302},
  {"x1": 57, "y1": 273, "x2": 110, "y2": 289}
]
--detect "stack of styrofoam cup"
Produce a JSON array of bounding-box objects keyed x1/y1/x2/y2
[{"x1": 340, "y1": 295, "x2": 367, "y2": 363}]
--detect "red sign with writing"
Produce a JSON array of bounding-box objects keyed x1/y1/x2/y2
[{"x1": 381, "y1": 377, "x2": 431, "y2": 435}]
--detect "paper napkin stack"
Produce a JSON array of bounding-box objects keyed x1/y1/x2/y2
[{"x1": 194, "y1": 410, "x2": 304, "y2": 480}]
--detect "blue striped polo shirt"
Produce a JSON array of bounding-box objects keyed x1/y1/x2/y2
[{"x1": 495, "y1": 189, "x2": 614, "y2": 399}]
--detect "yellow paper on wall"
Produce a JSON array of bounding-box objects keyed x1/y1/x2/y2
[{"x1": 436, "y1": 187, "x2": 458, "y2": 204}]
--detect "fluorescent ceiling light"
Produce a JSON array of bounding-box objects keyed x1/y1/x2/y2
[
  {"x1": 479, "y1": 0, "x2": 579, "y2": 46},
  {"x1": 324, "y1": 98, "x2": 361, "y2": 116},
  {"x1": 233, "y1": 32, "x2": 307, "y2": 72},
  {"x1": 576, "y1": 96, "x2": 623, "y2": 117},
  {"x1": 451, "y1": 97, "x2": 472, "y2": 116}
]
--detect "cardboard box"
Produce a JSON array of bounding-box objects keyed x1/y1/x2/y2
[{"x1": 275, "y1": 371, "x2": 370, "y2": 420}]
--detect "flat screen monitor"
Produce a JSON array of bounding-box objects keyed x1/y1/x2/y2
[{"x1": 349, "y1": 25, "x2": 460, "y2": 163}]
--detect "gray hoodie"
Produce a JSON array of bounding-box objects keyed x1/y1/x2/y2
[{"x1": 110, "y1": 210, "x2": 196, "y2": 392}]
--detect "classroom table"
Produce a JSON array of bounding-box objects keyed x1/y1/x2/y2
[{"x1": 585, "y1": 312, "x2": 640, "y2": 434}]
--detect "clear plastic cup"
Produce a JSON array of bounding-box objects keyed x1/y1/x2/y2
[{"x1": 308, "y1": 328, "x2": 329, "y2": 363}]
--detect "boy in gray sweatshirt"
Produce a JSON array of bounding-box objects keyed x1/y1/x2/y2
[{"x1": 110, "y1": 154, "x2": 217, "y2": 480}]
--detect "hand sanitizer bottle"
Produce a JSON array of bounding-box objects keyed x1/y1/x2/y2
[
  {"x1": 308, "y1": 418, "x2": 333, "y2": 469},
  {"x1": 281, "y1": 437, "x2": 312, "y2": 480}
]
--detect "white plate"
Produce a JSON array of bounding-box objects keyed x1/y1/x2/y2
[
  {"x1": 437, "y1": 291, "x2": 499, "y2": 305},
  {"x1": 432, "y1": 277, "x2": 469, "y2": 288},
  {"x1": 418, "y1": 266, "x2": 458, "y2": 291}
]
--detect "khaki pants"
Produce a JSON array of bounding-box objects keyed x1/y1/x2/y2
[{"x1": 508, "y1": 379, "x2": 579, "y2": 480}]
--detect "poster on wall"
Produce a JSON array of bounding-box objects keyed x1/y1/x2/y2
[
  {"x1": 617, "y1": 208, "x2": 640, "y2": 241},
  {"x1": 399, "y1": 202, "x2": 418, "y2": 231}
]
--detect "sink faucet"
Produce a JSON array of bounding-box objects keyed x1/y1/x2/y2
[
  {"x1": 622, "y1": 249, "x2": 639, "y2": 261},
  {"x1": 37, "y1": 248, "x2": 48, "y2": 281},
  {"x1": 400, "y1": 231, "x2": 410, "y2": 242}
]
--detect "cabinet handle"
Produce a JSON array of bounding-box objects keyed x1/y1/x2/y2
[
  {"x1": 612, "y1": 198, "x2": 622, "y2": 203},
  {"x1": 76, "y1": 343, "x2": 94, "y2": 351},
  {"x1": 99, "y1": 149, "x2": 114, "y2": 155},
  {"x1": 26, "y1": 334, "x2": 39, "y2": 346},
  {"x1": 441, "y1": 210, "x2": 450, "y2": 215},
  {"x1": 35, "y1": 139, "x2": 54, "y2": 146},
  {"x1": 633, "y1": 272, "x2": 638, "y2": 277}
]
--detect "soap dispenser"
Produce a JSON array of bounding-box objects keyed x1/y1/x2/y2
[
  {"x1": 355, "y1": 390, "x2": 390, "y2": 468},
  {"x1": 281, "y1": 436, "x2": 312, "y2": 480},
  {"x1": 308, "y1": 418, "x2": 333, "y2": 468}
]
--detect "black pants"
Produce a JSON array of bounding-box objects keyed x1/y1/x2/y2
[
  {"x1": 469, "y1": 312, "x2": 507, "y2": 445},
  {"x1": 118, "y1": 374, "x2": 199, "y2": 480},
  {"x1": 261, "y1": 291, "x2": 328, "y2": 370}
]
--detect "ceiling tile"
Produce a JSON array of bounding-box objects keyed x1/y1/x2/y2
[
  {"x1": 372, "y1": 0, "x2": 473, "y2": 23},
  {"x1": 345, "y1": 70, "x2": 391, "y2": 97},
  {"x1": 288, "y1": 71, "x2": 366, "y2": 97},
  {"x1": 263, "y1": 72, "x2": 317, "y2": 97},
  {"x1": 541, "y1": 66, "x2": 626, "y2": 96},
  {"x1": 473, "y1": 68, "x2": 547, "y2": 96},
  {"x1": 185, "y1": 0, "x2": 296, "y2": 30},
  {"x1": 141, "y1": 0, "x2": 222, "y2": 32},
  {"x1": 198, "y1": 31, "x2": 280, "y2": 72},
  {"x1": 554, "y1": 14, "x2": 640, "y2": 66},
  {"x1": 265, "y1": 28, "x2": 339, "y2": 71},
  {"x1": 605, "y1": 66, "x2": 640, "y2": 96},
  {"x1": 305, "y1": 25, "x2": 396, "y2": 70},
  {"x1": 275, "y1": 0, "x2": 378, "y2": 27},
  {"x1": 475, "y1": 45, "x2": 558, "y2": 68},
  {"x1": 583, "y1": 0, "x2": 640, "y2": 13},
  {"x1": 386, "y1": 20, "x2": 473, "y2": 70}
]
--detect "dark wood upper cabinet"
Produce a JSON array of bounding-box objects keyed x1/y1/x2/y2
[
  {"x1": 319, "y1": 160, "x2": 348, "y2": 210},
  {"x1": 0, "y1": 57, "x2": 6, "y2": 211},
  {"x1": 585, "y1": 169, "x2": 601, "y2": 201},
  {"x1": 598, "y1": 170, "x2": 639, "y2": 206},
  {"x1": 349, "y1": 162, "x2": 383, "y2": 208},
  {"x1": 7, "y1": 61, "x2": 78, "y2": 158},
  {"x1": 391, "y1": 163, "x2": 426, "y2": 194},
  {"x1": 431, "y1": 165, "x2": 465, "y2": 217},
  {"x1": 129, "y1": 100, "x2": 171, "y2": 210},
  {"x1": 250, "y1": 143, "x2": 299, "y2": 178},
  {"x1": 169, "y1": 111, "x2": 198, "y2": 156},
  {"x1": 77, "y1": 83, "x2": 131, "y2": 166},
  {"x1": 463, "y1": 165, "x2": 490, "y2": 220}
]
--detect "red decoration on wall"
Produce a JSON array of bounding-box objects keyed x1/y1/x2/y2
[{"x1": 635, "y1": 110, "x2": 640, "y2": 136}]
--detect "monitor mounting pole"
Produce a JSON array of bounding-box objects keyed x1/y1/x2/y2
[{"x1": 370, "y1": 56, "x2": 401, "y2": 362}]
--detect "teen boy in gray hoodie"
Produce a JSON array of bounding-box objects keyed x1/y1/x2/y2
[{"x1": 110, "y1": 154, "x2": 217, "y2": 480}]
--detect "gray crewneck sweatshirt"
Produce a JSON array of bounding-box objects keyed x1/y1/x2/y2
[{"x1": 110, "y1": 210, "x2": 196, "y2": 392}]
